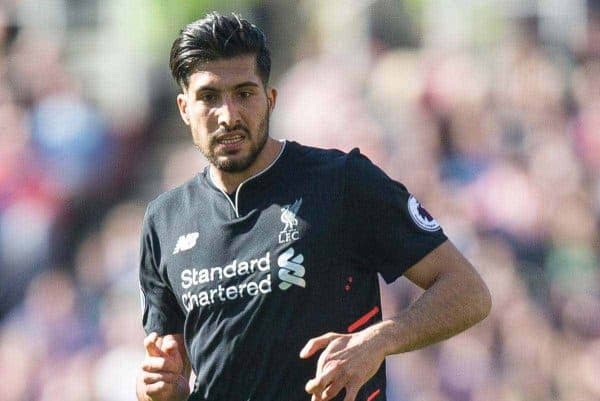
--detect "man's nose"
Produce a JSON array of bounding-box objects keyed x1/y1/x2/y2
[{"x1": 217, "y1": 95, "x2": 241, "y2": 128}]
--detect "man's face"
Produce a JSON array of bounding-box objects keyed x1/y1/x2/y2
[{"x1": 177, "y1": 55, "x2": 276, "y2": 173}]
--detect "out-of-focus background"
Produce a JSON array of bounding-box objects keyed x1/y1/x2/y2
[{"x1": 1, "y1": 0, "x2": 599, "y2": 400}]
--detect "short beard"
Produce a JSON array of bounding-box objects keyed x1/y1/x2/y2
[{"x1": 206, "y1": 110, "x2": 270, "y2": 173}]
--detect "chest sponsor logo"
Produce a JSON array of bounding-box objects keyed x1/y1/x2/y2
[
  {"x1": 180, "y1": 253, "x2": 272, "y2": 311},
  {"x1": 178, "y1": 248, "x2": 308, "y2": 312},
  {"x1": 277, "y1": 247, "x2": 306, "y2": 290},
  {"x1": 173, "y1": 232, "x2": 199, "y2": 255},
  {"x1": 407, "y1": 195, "x2": 440, "y2": 232},
  {"x1": 279, "y1": 198, "x2": 302, "y2": 244}
]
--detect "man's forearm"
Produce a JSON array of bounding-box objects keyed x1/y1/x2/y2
[{"x1": 368, "y1": 270, "x2": 491, "y2": 356}]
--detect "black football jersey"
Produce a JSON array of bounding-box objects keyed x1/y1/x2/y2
[{"x1": 139, "y1": 141, "x2": 447, "y2": 401}]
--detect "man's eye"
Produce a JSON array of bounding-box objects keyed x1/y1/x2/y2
[
  {"x1": 200, "y1": 93, "x2": 216, "y2": 102},
  {"x1": 239, "y1": 91, "x2": 253, "y2": 99}
]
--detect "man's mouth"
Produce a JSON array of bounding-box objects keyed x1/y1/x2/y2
[{"x1": 218, "y1": 134, "x2": 245, "y2": 145}]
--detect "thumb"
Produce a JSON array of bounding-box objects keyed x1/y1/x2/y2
[
  {"x1": 300, "y1": 332, "x2": 342, "y2": 359},
  {"x1": 144, "y1": 332, "x2": 165, "y2": 357}
]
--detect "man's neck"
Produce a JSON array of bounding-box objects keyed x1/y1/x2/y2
[{"x1": 210, "y1": 138, "x2": 283, "y2": 194}]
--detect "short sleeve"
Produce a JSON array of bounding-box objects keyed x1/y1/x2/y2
[
  {"x1": 343, "y1": 149, "x2": 447, "y2": 283},
  {"x1": 139, "y1": 208, "x2": 185, "y2": 335}
]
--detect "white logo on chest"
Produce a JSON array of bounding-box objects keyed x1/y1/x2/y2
[
  {"x1": 277, "y1": 247, "x2": 306, "y2": 290},
  {"x1": 279, "y1": 198, "x2": 302, "y2": 244},
  {"x1": 173, "y1": 232, "x2": 199, "y2": 254}
]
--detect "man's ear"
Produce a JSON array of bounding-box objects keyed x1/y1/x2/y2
[
  {"x1": 177, "y1": 93, "x2": 190, "y2": 126},
  {"x1": 267, "y1": 87, "x2": 277, "y2": 112}
]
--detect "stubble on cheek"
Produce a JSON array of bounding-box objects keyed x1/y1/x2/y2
[
  {"x1": 191, "y1": 105, "x2": 270, "y2": 172},
  {"x1": 189, "y1": 121, "x2": 215, "y2": 157}
]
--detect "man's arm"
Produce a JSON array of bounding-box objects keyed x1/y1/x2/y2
[
  {"x1": 136, "y1": 333, "x2": 192, "y2": 401},
  {"x1": 300, "y1": 240, "x2": 491, "y2": 401},
  {"x1": 374, "y1": 240, "x2": 491, "y2": 354},
  {"x1": 138, "y1": 209, "x2": 191, "y2": 400}
]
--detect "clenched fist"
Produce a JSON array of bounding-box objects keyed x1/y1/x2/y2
[{"x1": 137, "y1": 332, "x2": 190, "y2": 401}]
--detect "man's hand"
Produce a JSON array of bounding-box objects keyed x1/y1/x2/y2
[
  {"x1": 138, "y1": 332, "x2": 189, "y2": 401},
  {"x1": 300, "y1": 329, "x2": 385, "y2": 401},
  {"x1": 298, "y1": 241, "x2": 491, "y2": 401}
]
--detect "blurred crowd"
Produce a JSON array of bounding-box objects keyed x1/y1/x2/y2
[{"x1": 1, "y1": 1, "x2": 599, "y2": 401}]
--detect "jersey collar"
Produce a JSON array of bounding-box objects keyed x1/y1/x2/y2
[{"x1": 204, "y1": 140, "x2": 288, "y2": 218}]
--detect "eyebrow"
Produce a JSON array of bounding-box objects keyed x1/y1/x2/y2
[
  {"x1": 195, "y1": 81, "x2": 260, "y2": 93},
  {"x1": 234, "y1": 81, "x2": 260, "y2": 90}
]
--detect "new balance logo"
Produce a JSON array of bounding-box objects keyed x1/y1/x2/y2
[
  {"x1": 173, "y1": 232, "x2": 199, "y2": 255},
  {"x1": 277, "y1": 247, "x2": 305, "y2": 290}
]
